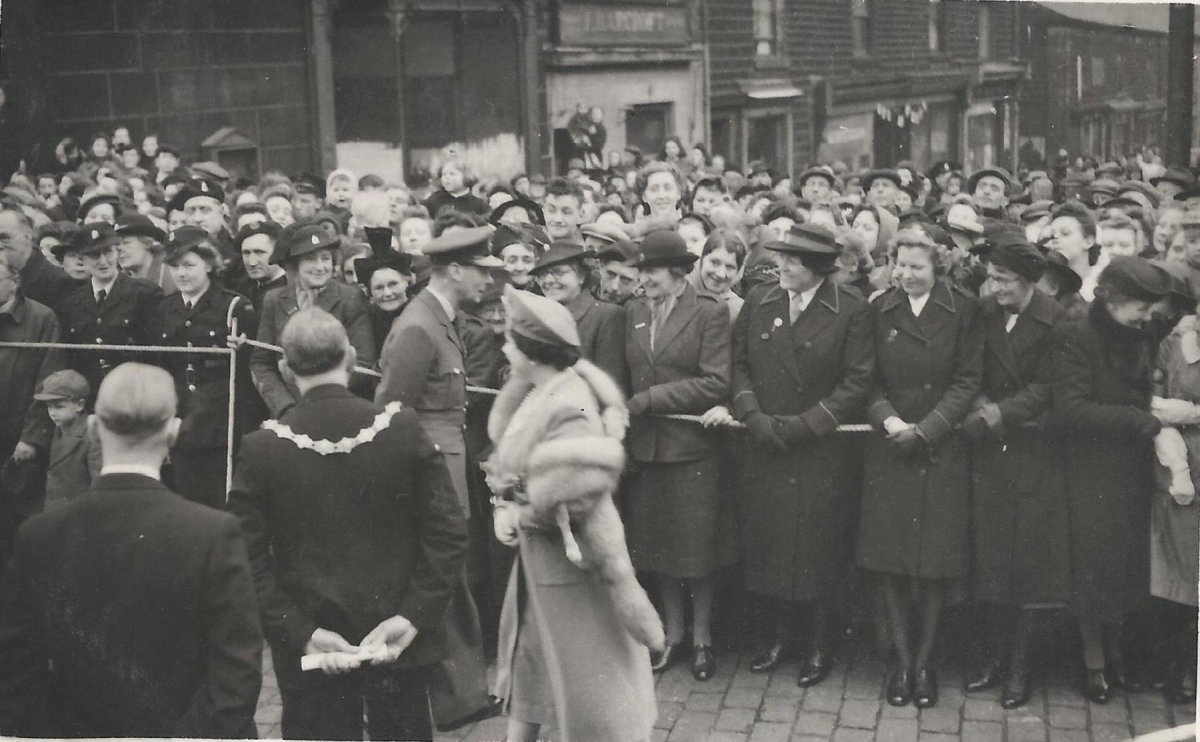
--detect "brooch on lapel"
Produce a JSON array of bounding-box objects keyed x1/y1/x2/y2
[
  {"x1": 886, "y1": 328, "x2": 899, "y2": 343},
  {"x1": 773, "y1": 317, "x2": 783, "y2": 329}
]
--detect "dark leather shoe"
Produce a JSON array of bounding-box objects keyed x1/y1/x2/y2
[
  {"x1": 749, "y1": 641, "x2": 787, "y2": 674},
  {"x1": 1085, "y1": 668, "x2": 1110, "y2": 704},
  {"x1": 913, "y1": 668, "x2": 938, "y2": 709},
  {"x1": 1167, "y1": 662, "x2": 1197, "y2": 705},
  {"x1": 1108, "y1": 659, "x2": 1145, "y2": 693},
  {"x1": 692, "y1": 645, "x2": 716, "y2": 681},
  {"x1": 887, "y1": 667, "x2": 913, "y2": 707},
  {"x1": 797, "y1": 649, "x2": 834, "y2": 687},
  {"x1": 651, "y1": 642, "x2": 683, "y2": 674},
  {"x1": 1000, "y1": 671, "x2": 1032, "y2": 709},
  {"x1": 436, "y1": 696, "x2": 504, "y2": 732},
  {"x1": 966, "y1": 660, "x2": 1005, "y2": 692}
]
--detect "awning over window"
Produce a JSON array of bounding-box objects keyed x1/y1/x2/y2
[{"x1": 738, "y1": 78, "x2": 804, "y2": 100}]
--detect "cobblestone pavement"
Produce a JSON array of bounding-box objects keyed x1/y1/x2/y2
[{"x1": 254, "y1": 642, "x2": 1197, "y2": 741}]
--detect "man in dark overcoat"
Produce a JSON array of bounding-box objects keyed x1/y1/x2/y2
[
  {"x1": 228, "y1": 308, "x2": 468, "y2": 739},
  {"x1": 0, "y1": 363, "x2": 263, "y2": 738},
  {"x1": 730, "y1": 224, "x2": 874, "y2": 686},
  {"x1": 0, "y1": 206, "x2": 76, "y2": 311},
  {"x1": 375, "y1": 225, "x2": 503, "y2": 730},
  {"x1": 962, "y1": 236, "x2": 1070, "y2": 709}
]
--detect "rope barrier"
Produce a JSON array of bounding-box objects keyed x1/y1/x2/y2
[{"x1": 0, "y1": 339, "x2": 877, "y2": 434}]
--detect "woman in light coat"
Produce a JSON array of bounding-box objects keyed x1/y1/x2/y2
[{"x1": 488, "y1": 285, "x2": 660, "y2": 742}]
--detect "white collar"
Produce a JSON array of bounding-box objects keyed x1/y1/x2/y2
[
  {"x1": 91, "y1": 275, "x2": 117, "y2": 298},
  {"x1": 908, "y1": 291, "x2": 931, "y2": 316},
  {"x1": 427, "y1": 285, "x2": 456, "y2": 322},
  {"x1": 100, "y1": 464, "x2": 161, "y2": 481},
  {"x1": 789, "y1": 280, "x2": 824, "y2": 309}
]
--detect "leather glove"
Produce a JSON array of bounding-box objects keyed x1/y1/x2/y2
[
  {"x1": 774, "y1": 415, "x2": 814, "y2": 446},
  {"x1": 1135, "y1": 414, "x2": 1164, "y2": 439},
  {"x1": 743, "y1": 412, "x2": 786, "y2": 451},
  {"x1": 891, "y1": 427, "x2": 925, "y2": 456},
  {"x1": 962, "y1": 412, "x2": 991, "y2": 440}
]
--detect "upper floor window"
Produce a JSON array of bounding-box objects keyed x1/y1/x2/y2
[
  {"x1": 754, "y1": 0, "x2": 781, "y2": 57},
  {"x1": 929, "y1": 0, "x2": 946, "y2": 53},
  {"x1": 978, "y1": 5, "x2": 991, "y2": 59},
  {"x1": 852, "y1": 0, "x2": 871, "y2": 58}
]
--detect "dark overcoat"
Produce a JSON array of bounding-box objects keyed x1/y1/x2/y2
[
  {"x1": 0, "y1": 474, "x2": 263, "y2": 738},
  {"x1": 58, "y1": 274, "x2": 163, "y2": 399},
  {"x1": 227, "y1": 384, "x2": 468, "y2": 667},
  {"x1": 732, "y1": 279, "x2": 874, "y2": 600},
  {"x1": 624, "y1": 283, "x2": 730, "y2": 463},
  {"x1": 250, "y1": 281, "x2": 375, "y2": 417},
  {"x1": 1047, "y1": 303, "x2": 1159, "y2": 621},
  {"x1": 969, "y1": 291, "x2": 1071, "y2": 606},
  {"x1": 857, "y1": 282, "x2": 983, "y2": 578},
  {"x1": 565, "y1": 291, "x2": 627, "y2": 392}
]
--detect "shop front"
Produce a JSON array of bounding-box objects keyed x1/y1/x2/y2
[
  {"x1": 545, "y1": 1, "x2": 704, "y2": 174},
  {"x1": 710, "y1": 78, "x2": 805, "y2": 177}
]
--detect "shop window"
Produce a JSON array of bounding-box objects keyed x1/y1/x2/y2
[
  {"x1": 929, "y1": 0, "x2": 946, "y2": 54},
  {"x1": 852, "y1": 0, "x2": 872, "y2": 58},
  {"x1": 626, "y1": 103, "x2": 673, "y2": 161},
  {"x1": 978, "y1": 6, "x2": 990, "y2": 60},
  {"x1": 711, "y1": 115, "x2": 736, "y2": 166},
  {"x1": 1091, "y1": 57, "x2": 1106, "y2": 88},
  {"x1": 747, "y1": 113, "x2": 788, "y2": 175},
  {"x1": 332, "y1": 20, "x2": 400, "y2": 143},
  {"x1": 753, "y1": 0, "x2": 781, "y2": 57}
]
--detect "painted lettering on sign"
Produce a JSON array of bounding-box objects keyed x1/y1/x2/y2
[{"x1": 559, "y1": 3, "x2": 690, "y2": 46}]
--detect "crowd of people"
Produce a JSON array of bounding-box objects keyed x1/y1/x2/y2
[{"x1": 0, "y1": 123, "x2": 1198, "y2": 740}]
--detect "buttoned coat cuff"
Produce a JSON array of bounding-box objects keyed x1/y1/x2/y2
[
  {"x1": 800, "y1": 401, "x2": 840, "y2": 437},
  {"x1": 731, "y1": 389, "x2": 761, "y2": 420},
  {"x1": 916, "y1": 409, "x2": 953, "y2": 445}
]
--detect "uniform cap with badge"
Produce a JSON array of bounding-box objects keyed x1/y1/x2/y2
[
  {"x1": 168, "y1": 178, "x2": 226, "y2": 214},
  {"x1": 60, "y1": 222, "x2": 119, "y2": 259},
  {"x1": 270, "y1": 224, "x2": 341, "y2": 265},
  {"x1": 423, "y1": 226, "x2": 504, "y2": 268}
]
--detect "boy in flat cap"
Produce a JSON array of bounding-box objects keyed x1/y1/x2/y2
[{"x1": 35, "y1": 369, "x2": 101, "y2": 511}]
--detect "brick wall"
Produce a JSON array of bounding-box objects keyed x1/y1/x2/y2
[{"x1": 35, "y1": 0, "x2": 315, "y2": 174}]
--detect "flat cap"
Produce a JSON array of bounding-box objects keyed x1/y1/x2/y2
[
  {"x1": 797, "y1": 167, "x2": 836, "y2": 189},
  {"x1": 503, "y1": 283, "x2": 580, "y2": 349},
  {"x1": 1151, "y1": 166, "x2": 1195, "y2": 189},
  {"x1": 862, "y1": 169, "x2": 902, "y2": 191},
  {"x1": 33, "y1": 369, "x2": 90, "y2": 402},
  {"x1": 1019, "y1": 200, "x2": 1056, "y2": 223},
  {"x1": 596, "y1": 239, "x2": 641, "y2": 264},
  {"x1": 967, "y1": 167, "x2": 1013, "y2": 196},
  {"x1": 581, "y1": 221, "x2": 629, "y2": 244}
]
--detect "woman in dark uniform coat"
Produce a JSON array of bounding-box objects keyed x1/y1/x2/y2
[
  {"x1": 531, "y1": 241, "x2": 627, "y2": 391},
  {"x1": 728, "y1": 224, "x2": 873, "y2": 687},
  {"x1": 623, "y1": 230, "x2": 733, "y2": 681},
  {"x1": 857, "y1": 228, "x2": 983, "y2": 709},
  {"x1": 963, "y1": 238, "x2": 1069, "y2": 709},
  {"x1": 1047, "y1": 256, "x2": 1173, "y2": 703},
  {"x1": 151, "y1": 227, "x2": 258, "y2": 508}
]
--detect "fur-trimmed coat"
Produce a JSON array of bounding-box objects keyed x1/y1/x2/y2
[{"x1": 487, "y1": 360, "x2": 658, "y2": 742}]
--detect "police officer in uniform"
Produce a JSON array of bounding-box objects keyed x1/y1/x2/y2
[
  {"x1": 376, "y1": 225, "x2": 504, "y2": 731},
  {"x1": 57, "y1": 223, "x2": 163, "y2": 403},
  {"x1": 151, "y1": 226, "x2": 258, "y2": 509}
]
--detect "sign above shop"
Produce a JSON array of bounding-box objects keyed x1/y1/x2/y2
[{"x1": 558, "y1": 3, "x2": 691, "y2": 47}]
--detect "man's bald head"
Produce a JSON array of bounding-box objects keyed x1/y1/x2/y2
[
  {"x1": 280, "y1": 307, "x2": 353, "y2": 378},
  {"x1": 95, "y1": 363, "x2": 177, "y2": 441}
]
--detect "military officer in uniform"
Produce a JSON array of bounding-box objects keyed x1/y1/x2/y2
[
  {"x1": 150, "y1": 227, "x2": 258, "y2": 509},
  {"x1": 376, "y1": 224, "x2": 504, "y2": 731},
  {"x1": 57, "y1": 223, "x2": 163, "y2": 403}
]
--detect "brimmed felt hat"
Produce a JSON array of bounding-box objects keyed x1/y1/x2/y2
[
  {"x1": 1118, "y1": 180, "x2": 1160, "y2": 209},
  {"x1": 532, "y1": 242, "x2": 588, "y2": 275},
  {"x1": 581, "y1": 221, "x2": 629, "y2": 244},
  {"x1": 632, "y1": 229, "x2": 698, "y2": 269},
  {"x1": 1096, "y1": 161, "x2": 1124, "y2": 179},
  {"x1": 1088, "y1": 178, "x2": 1121, "y2": 198},
  {"x1": 503, "y1": 283, "x2": 580, "y2": 349},
  {"x1": 115, "y1": 213, "x2": 166, "y2": 243},
  {"x1": 1099, "y1": 196, "x2": 1141, "y2": 212},
  {"x1": 797, "y1": 167, "x2": 836, "y2": 189},
  {"x1": 356, "y1": 250, "x2": 414, "y2": 287},
  {"x1": 491, "y1": 197, "x2": 545, "y2": 226},
  {"x1": 68, "y1": 222, "x2": 120, "y2": 257},
  {"x1": 1151, "y1": 166, "x2": 1195, "y2": 189},
  {"x1": 926, "y1": 160, "x2": 957, "y2": 181},
  {"x1": 765, "y1": 223, "x2": 840, "y2": 264},
  {"x1": 967, "y1": 167, "x2": 1013, "y2": 196},
  {"x1": 425, "y1": 226, "x2": 504, "y2": 268},
  {"x1": 1041, "y1": 249, "x2": 1083, "y2": 295},
  {"x1": 596, "y1": 239, "x2": 640, "y2": 264},
  {"x1": 1174, "y1": 184, "x2": 1200, "y2": 202},
  {"x1": 270, "y1": 224, "x2": 340, "y2": 265},
  {"x1": 862, "y1": 169, "x2": 902, "y2": 191},
  {"x1": 33, "y1": 369, "x2": 90, "y2": 402},
  {"x1": 982, "y1": 234, "x2": 1045, "y2": 282},
  {"x1": 77, "y1": 193, "x2": 121, "y2": 222},
  {"x1": 1097, "y1": 255, "x2": 1173, "y2": 302}
]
